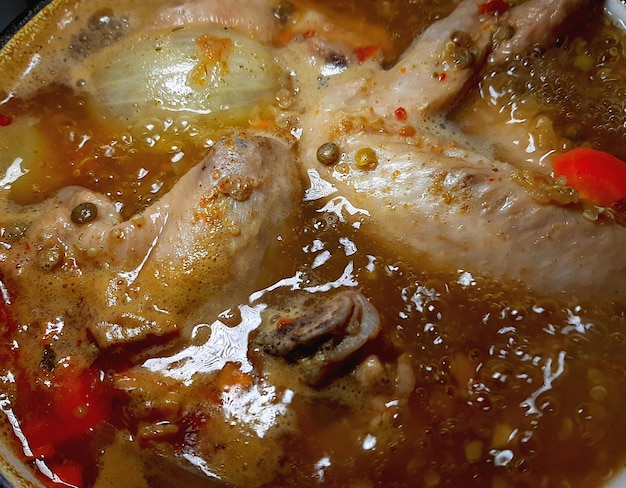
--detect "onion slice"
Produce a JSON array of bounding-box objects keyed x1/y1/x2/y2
[{"x1": 77, "y1": 27, "x2": 280, "y2": 124}]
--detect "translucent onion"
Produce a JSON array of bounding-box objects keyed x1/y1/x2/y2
[
  {"x1": 79, "y1": 27, "x2": 280, "y2": 124},
  {"x1": 0, "y1": 117, "x2": 45, "y2": 192}
]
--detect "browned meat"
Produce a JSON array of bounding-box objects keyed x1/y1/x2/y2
[{"x1": 256, "y1": 291, "x2": 382, "y2": 384}]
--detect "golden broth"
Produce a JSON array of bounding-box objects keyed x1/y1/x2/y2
[{"x1": 0, "y1": 1, "x2": 625, "y2": 488}]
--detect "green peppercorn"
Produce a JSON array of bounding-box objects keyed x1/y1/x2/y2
[
  {"x1": 493, "y1": 24, "x2": 515, "y2": 44},
  {"x1": 36, "y1": 243, "x2": 65, "y2": 271},
  {"x1": 450, "y1": 31, "x2": 472, "y2": 49},
  {"x1": 1, "y1": 221, "x2": 28, "y2": 244},
  {"x1": 273, "y1": 1, "x2": 294, "y2": 22},
  {"x1": 355, "y1": 147, "x2": 378, "y2": 170},
  {"x1": 447, "y1": 30, "x2": 475, "y2": 69},
  {"x1": 71, "y1": 202, "x2": 98, "y2": 224},
  {"x1": 317, "y1": 142, "x2": 341, "y2": 166}
]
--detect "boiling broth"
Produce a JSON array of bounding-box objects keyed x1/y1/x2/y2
[{"x1": 0, "y1": 1, "x2": 625, "y2": 488}]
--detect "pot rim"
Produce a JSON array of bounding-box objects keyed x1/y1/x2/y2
[
  {"x1": 0, "y1": 0, "x2": 53, "y2": 48},
  {"x1": 2, "y1": 1, "x2": 626, "y2": 488}
]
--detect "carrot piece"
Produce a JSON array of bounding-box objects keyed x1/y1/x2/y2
[{"x1": 552, "y1": 147, "x2": 626, "y2": 206}]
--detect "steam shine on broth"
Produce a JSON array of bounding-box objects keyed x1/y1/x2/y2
[{"x1": 1, "y1": 1, "x2": 626, "y2": 487}]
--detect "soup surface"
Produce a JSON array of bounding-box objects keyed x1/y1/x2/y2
[{"x1": 0, "y1": 0, "x2": 626, "y2": 487}]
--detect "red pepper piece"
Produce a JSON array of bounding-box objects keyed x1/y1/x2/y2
[
  {"x1": 553, "y1": 147, "x2": 626, "y2": 207},
  {"x1": 354, "y1": 45, "x2": 379, "y2": 63},
  {"x1": 394, "y1": 107, "x2": 408, "y2": 121},
  {"x1": 0, "y1": 114, "x2": 12, "y2": 127},
  {"x1": 44, "y1": 462, "x2": 84, "y2": 488},
  {"x1": 22, "y1": 367, "x2": 112, "y2": 459},
  {"x1": 479, "y1": 0, "x2": 509, "y2": 14}
]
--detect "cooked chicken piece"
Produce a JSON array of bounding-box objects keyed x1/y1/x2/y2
[
  {"x1": 369, "y1": 0, "x2": 495, "y2": 124},
  {"x1": 152, "y1": 0, "x2": 392, "y2": 54},
  {"x1": 300, "y1": 0, "x2": 595, "y2": 151},
  {"x1": 307, "y1": 133, "x2": 626, "y2": 300},
  {"x1": 489, "y1": 0, "x2": 591, "y2": 63},
  {"x1": 296, "y1": 0, "x2": 494, "y2": 149},
  {"x1": 296, "y1": 0, "x2": 620, "y2": 301},
  {"x1": 0, "y1": 135, "x2": 301, "y2": 348},
  {"x1": 152, "y1": 0, "x2": 278, "y2": 41}
]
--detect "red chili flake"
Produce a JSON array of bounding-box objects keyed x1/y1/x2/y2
[
  {"x1": 438, "y1": 72, "x2": 447, "y2": 82},
  {"x1": 277, "y1": 318, "x2": 293, "y2": 329},
  {"x1": 394, "y1": 107, "x2": 408, "y2": 121},
  {"x1": 479, "y1": 0, "x2": 509, "y2": 14},
  {"x1": 0, "y1": 114, "x2": 12, "y2": 127},
  {"x1": 354, "y1": 45, "x2": 379, "y2": 63}
]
